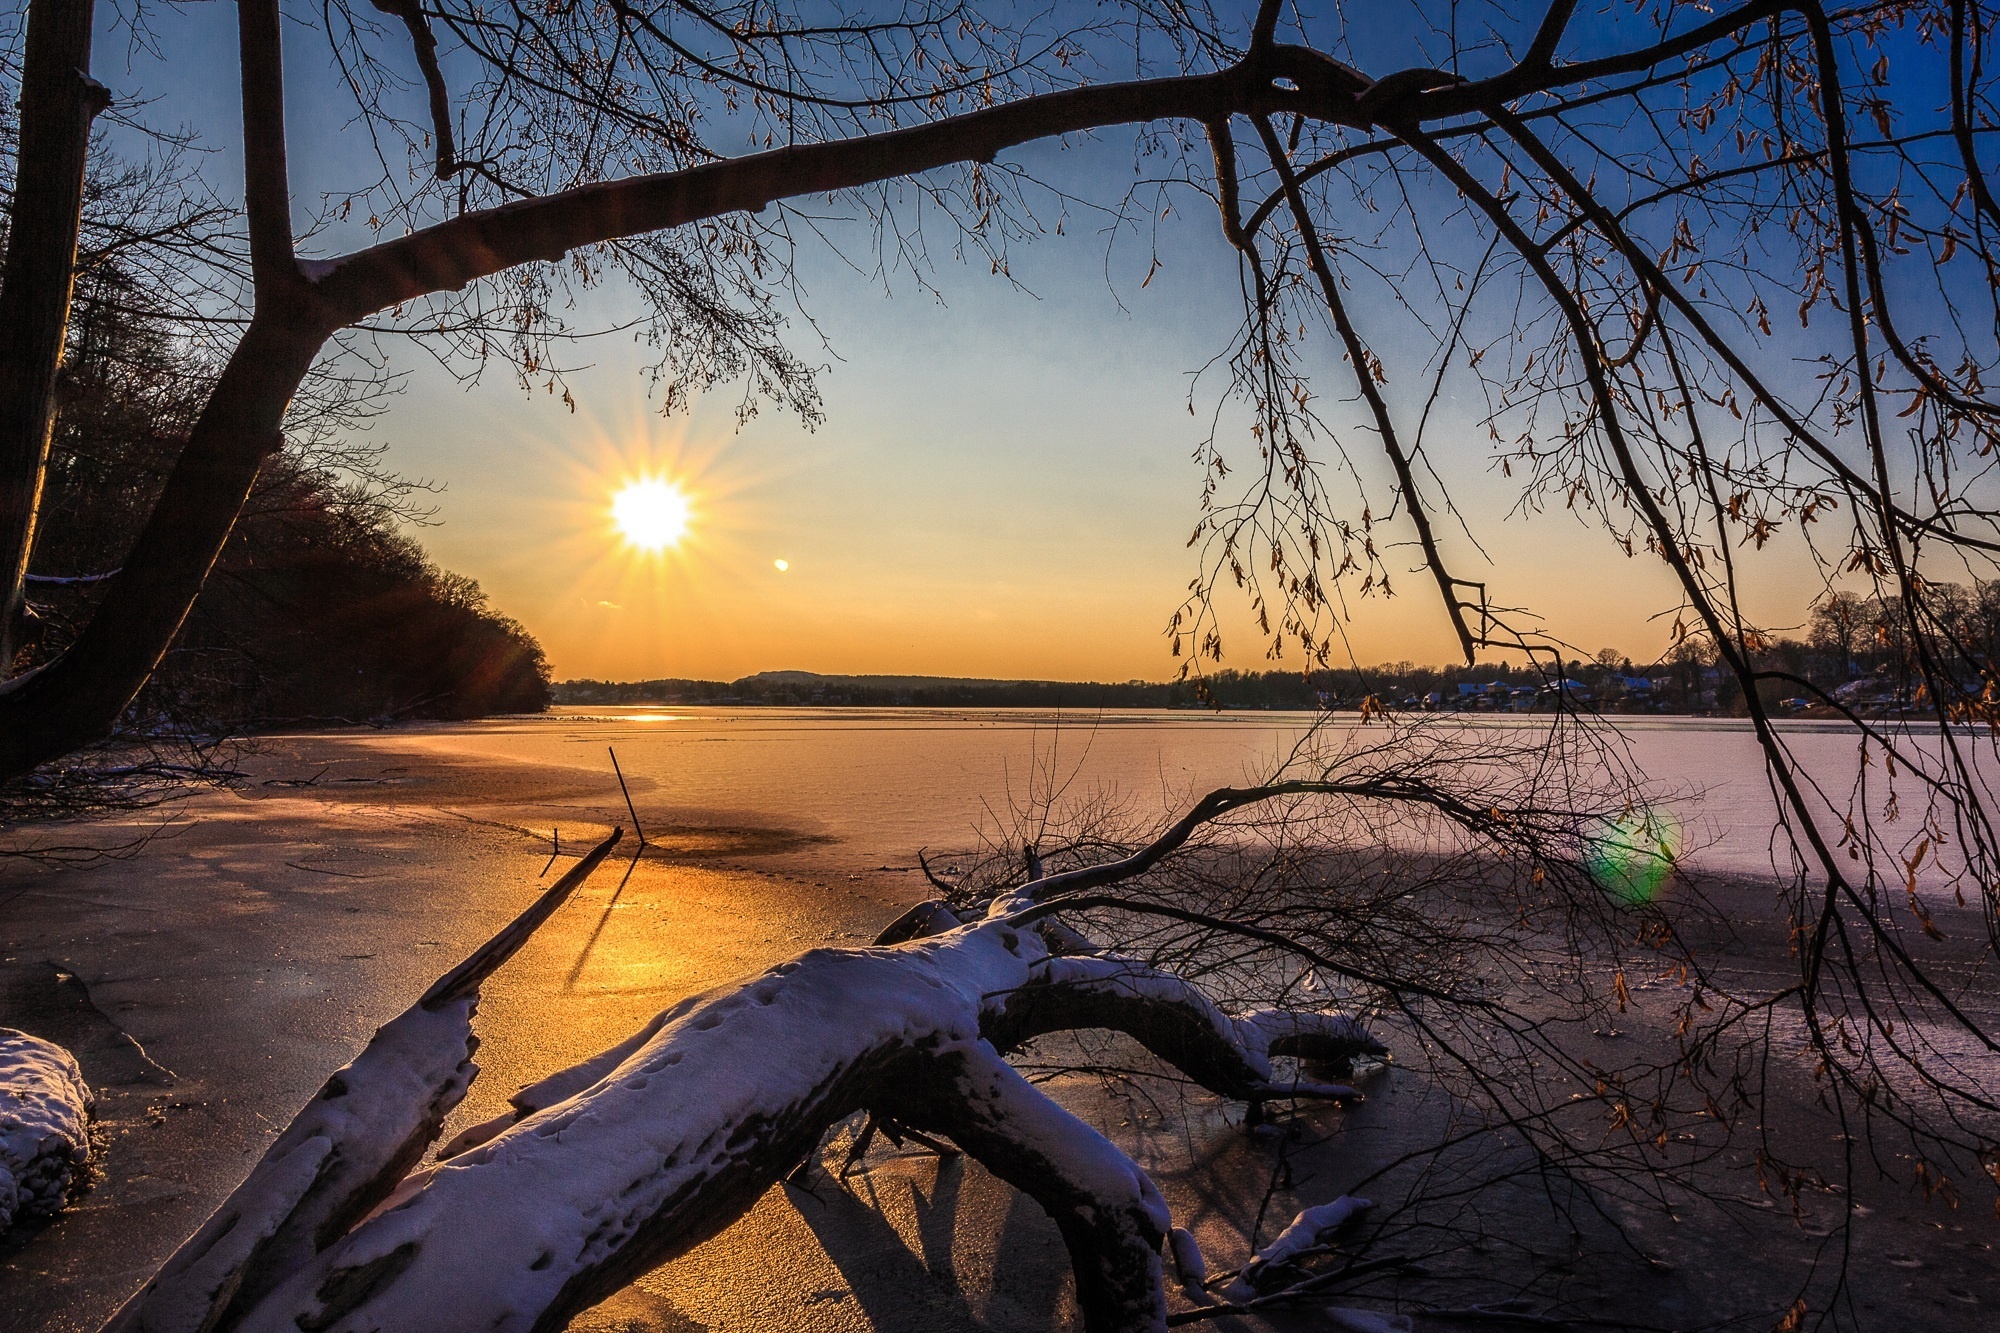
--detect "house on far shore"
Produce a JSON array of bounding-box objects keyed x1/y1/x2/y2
[{"x1": 1537, "y1": 678, "x2": 1594, "y2": 708}]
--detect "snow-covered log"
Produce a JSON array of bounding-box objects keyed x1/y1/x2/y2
[
  {"x1": 115, "y1": 778, "x2": 1411, "y2": 1333},
  {"x1": 229, "y1": 924, "x2": 1048, "y2": 1332},
  {"x1": 0, "y1": 1028, "x2": 94, "y2": 1230},
  {"x1": 871, "y1": 896, "x2": 962, "y2": 944},
  {"x1": 1168, "y1": 1225, "x2": 1209, "y2": 1291},
  {"x1": 103, "y1": 829, "x2": 622, "y2": 1333},
  {"x1": 985, "y1": 955, "x2": 1383, "y2": 1101},
  {"x1": 884, "y1": 1037, "x2": 1173, "y2": 1329},
  {"x1": 193, "y1": 908, "x2": 1376, "y2": 1333},
  {"x1": 435, "y1": 989, "x2": 698, "y2": 1161}
]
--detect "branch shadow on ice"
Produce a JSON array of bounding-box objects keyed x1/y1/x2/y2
[{"x1": 783, "y1": 1129, "x2": 992, "y2": 1331}]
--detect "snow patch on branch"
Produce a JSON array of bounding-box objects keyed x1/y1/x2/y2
[
  {"x1": 946, "y1": 1036, "x2": 1172, "y2": 1238},
  {"x1": 1222, "y1": 1195, "x2": 1373, "y2": 1302},
  {"x1": 107, "y1": 999, "x2": 483, "y2": 1332},
  {"x1": 1169, "y1": 1225, "x2": 1209, "y2": 1290},
  {"x1": 918, "y1": 1039, "x2": 1173, "y2": 1330},
  {"x1": 1004, "y1": 956, "x2": 1381, "y2": 1096},
  {"x1": 116, "y1": 1136, "x2": 333, "y2": 1333},
  {"x1": 437, "y1": 993, "x2": 710, "y2": 1160},
  {"x1": 1237, "y1": 1008, "x2": 1385, "y2": 1065},
  {"x1": 296, "y1": 257, "x2": 347, "y2": 282}
]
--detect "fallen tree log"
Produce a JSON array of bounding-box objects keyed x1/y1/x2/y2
[
  {"x1": 109, "y1": 781, "x2": 1426, "y2": 1333},
  {"x1": 233, "y1": 915, "x2": 1376, "y2": 1332}
]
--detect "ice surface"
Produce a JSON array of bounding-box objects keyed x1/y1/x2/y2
[{"x1": 401, "y1": 707, "x2": 1989, "y2": 892}]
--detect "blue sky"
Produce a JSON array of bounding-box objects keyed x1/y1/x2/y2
[{"x1": 75, "y1": 1, "x2": 1838, "y2": 682}]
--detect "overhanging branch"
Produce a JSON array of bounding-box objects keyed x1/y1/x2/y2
[{"x1": 371, "y1": 0, "x2": 458, "y2": 178}]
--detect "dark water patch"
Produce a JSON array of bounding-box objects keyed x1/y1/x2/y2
[{"x1": 637, "y1": 826, "x2": 837, "y2": 861}]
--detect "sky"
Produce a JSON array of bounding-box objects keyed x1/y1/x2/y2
[
  {"x1": 389, "y1": 222, "x2": 1823, "y2": 685},
  {"x1": 77, "y1": 2, "x2": 1841, "y2": 685}
]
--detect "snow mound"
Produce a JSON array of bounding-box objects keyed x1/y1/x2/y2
[{"x1": 0, "y1": 1028, "x2": 94, "y2": 1230}]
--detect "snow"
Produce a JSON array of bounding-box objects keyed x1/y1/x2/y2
[
  {"x1": 1169, "y1": 1225, "x2": 1208, "y2": 1288},
  {"x1": 236, "y1": 922, "x2": 1056, "y2": 1331},
  {"x1": 295, "y1": 257, "x2": 346, "y2": 282},
  {"x1": 0, "y1": 1029, "x2": 93, "y2": 1231},
  {"x1": 106, "y1": 998, "x2": 483, "y2": 1332},
  {"x1": 1221, "y1": 1195, "x2": 1373, "y2": 1302}
]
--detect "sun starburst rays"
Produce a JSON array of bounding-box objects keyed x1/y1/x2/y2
[{"x1": 612, "y1": 478, "x2": 692, "y2": 552}]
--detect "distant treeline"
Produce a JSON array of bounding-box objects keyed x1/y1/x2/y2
[
  {"x1": 17, "y1": 251, "x2": 551, "y2": 731},
  {"x1": 560, "y1": 675, "x2": 1226, "y2": 709},
  {"x1": 558, "y1": 665, "x2": 1586, "y2": 711},
  {"x1": 559, "y1": 589, "x2": 2000, "y2": 719}
]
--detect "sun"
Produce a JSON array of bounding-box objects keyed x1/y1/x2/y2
[{"x1": 611, "y1": 479, "x2": 691, "y2": 551}]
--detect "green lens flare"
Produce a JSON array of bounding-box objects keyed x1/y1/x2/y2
[{"x1": 1585, "y1": 809, "x2": 1680, "y2": 905}]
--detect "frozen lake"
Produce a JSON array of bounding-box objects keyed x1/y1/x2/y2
[
  {"x1": 7, "y1": 708, "x2": 1997, "y2": 1331},
  {"x1": 363, "y1": 706, "x2": 1997, "y2": 888}
]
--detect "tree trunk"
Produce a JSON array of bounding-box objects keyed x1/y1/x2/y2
[
  {"x1": 0, "y1": 33, "x2": 1357, "y2": 781},
  {"x1": 0, "y1": 0, "x2": 109, "y2": 674},
  {"x1": 0, "y1": 314, "x2": 330, "y2": 776}
]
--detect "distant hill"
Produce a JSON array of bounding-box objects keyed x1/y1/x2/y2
[{"x1": 740, "y1": 670, "x2": 1037, "y2": 691}]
